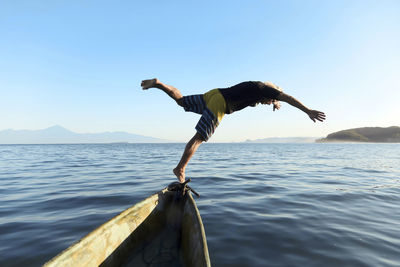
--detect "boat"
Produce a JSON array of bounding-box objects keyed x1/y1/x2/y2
[{"x1": 44, "y1": 180, "x2": 210, "y2": 267}]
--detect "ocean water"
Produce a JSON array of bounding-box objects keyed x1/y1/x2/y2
[{"x1": 1, "y1": 143, "x2": 399, "y2": 267}]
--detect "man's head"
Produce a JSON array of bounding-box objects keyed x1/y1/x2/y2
[
  {"x1": 260, "y1": 98, "x2": 281, "y2": 111},
  {"x1": 260, "y1": 98, "x2": 273, "y2": 105},
  {"x1": 261, "y1": 81, "x2": 282, "y2": 111}
]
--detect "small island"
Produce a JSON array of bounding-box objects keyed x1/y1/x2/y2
[{"x1": 317, "y1": 126, "x2": 400, "y2": 143}]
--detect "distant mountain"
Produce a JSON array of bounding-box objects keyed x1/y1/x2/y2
[
  {"x1": 317, "y1": 126, "x2": 400, "y2": 143},
  {"x1": 245, "y1": 137, "x2": 318, "y2": 143},
  {"x1": 0, "y1": 125, "x2": 170, "y2": 144}
]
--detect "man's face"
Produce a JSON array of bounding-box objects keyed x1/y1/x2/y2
[{"x1": 260, "y1": 98, "x2": 273, "y2": 105}]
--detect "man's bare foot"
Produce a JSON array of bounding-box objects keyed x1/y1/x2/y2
[
  {"x1": 141, "y1": 78, "x2": 159, "y2": 90},
  {"x1": 173, "y1": 167, "x2": 185, "y2": 183}
]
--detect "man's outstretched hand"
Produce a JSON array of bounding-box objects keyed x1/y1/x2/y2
[{"x1": 308, "y1": 110, "x2": 326, "y2": 122}]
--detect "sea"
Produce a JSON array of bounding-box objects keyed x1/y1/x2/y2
[{"x1": 1, "y1": 143, "x2": 399, "y2": 267}]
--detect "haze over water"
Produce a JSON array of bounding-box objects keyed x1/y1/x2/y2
[{"x1": 1, "y1": 143, "x2": 399, "y2": 266}]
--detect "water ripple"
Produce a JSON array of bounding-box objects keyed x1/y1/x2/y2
[{"x1": 1, "y1": 143, "x2": 400, "y2": 266}]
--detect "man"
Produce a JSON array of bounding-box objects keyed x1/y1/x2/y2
[{"x1": 141, "y1": 78, "x2": 326, "y2": 183}]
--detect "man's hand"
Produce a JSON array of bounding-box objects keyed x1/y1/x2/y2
[{"x1": 307, "y1": 110, "x2": 326, "y2": 122}]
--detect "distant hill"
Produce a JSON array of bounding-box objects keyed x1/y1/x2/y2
[
  {"x1": 317, "y1": 126, "x2": 400, "y2": 143},
  {"x1": 245, "y1": 137, "x2": 318, "y2": 143},
  {"x1": 0, "y1": 125, "x2": 170, "y2": 144}
]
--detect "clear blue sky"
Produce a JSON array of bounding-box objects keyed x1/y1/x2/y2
[{"x1": 1, "y1": 0, "x2": 399, "y2": 142}]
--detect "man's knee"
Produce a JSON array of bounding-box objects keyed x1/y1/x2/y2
[{"x1": 194, "y1": 132, "x2": 206, "y2": 143}]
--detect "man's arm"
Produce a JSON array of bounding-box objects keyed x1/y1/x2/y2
[{"x1": 276, "y1": 92, "x2": 326, "y2": 122}]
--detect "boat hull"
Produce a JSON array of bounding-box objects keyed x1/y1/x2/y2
[{"x1": 44, "y1": 188, "x2": 210, "y2": 267}]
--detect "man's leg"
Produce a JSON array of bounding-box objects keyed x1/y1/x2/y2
[
  {"x1": 142, "y1": 78, "x2": 205, "y2": 182},
  {"x1": 173, "y1": 132, "x2": 204, "y2": 183},
  {"x1": 141, "y1": 78, "x2": 184, "y2": 106}
]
